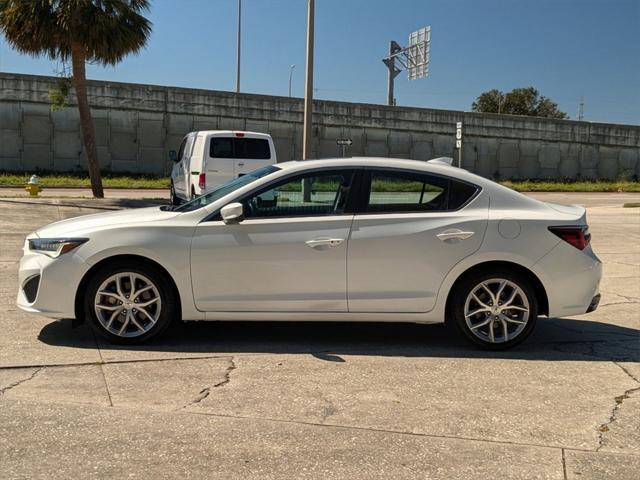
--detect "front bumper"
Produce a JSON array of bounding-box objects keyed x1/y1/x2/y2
[
  {"x1": 16, "y1": 243, "x2": 91, "y2": 319},
  {"x1": 586, "y1": 293, "x2": 601, "y2": 313}
]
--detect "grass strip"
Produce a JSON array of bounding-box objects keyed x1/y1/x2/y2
[{"x1": 1, "y1": 171, "x2": 638, "y2": 192}]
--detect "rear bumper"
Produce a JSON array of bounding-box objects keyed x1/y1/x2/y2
[{"x1": 533, "y1": 242, "x2": 602, "y2": 318}]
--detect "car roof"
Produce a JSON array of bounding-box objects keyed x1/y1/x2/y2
[{"x1": 275, "y1": 157, "x2": 486, "y2": 185}]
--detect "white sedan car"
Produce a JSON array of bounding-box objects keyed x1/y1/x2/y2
[{"x1": 17, "y1": 157, "x2": 602, "y2": 349}]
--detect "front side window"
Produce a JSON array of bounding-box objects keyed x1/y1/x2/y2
[
  {"x1": 364, "y1": 170, "x2": 478, "y2": 213},
  {"x1": 243, "y1": 170, "x2": 355, "y2": 218},
  {"x1": 177, "y1": 137, "x2": 187, "y2": 161}
]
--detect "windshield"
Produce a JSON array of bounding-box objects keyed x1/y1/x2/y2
[{"x1": 172, "y1": 165, "x2": 280, "y2": 212}]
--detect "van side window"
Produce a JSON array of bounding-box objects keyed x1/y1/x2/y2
[
  {"x1": 177, "y1": 138, "x2": 187, "y2": 161},
  {"x1": 210, "y1": 138, "x2": 233, "y2": 158}
]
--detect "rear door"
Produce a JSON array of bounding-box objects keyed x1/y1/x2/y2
[
  {"x1": 205, "y1": 135, "x2": 236, "y2": 190},
  {"x1": 347, "y1": 169, "x2": 488, "y2": 313},
  {"x1": 234, "y1": 135, "x2": 273, "y2": 177}
]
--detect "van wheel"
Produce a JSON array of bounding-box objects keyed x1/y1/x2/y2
[
  {"x1": 170, "y1": 183, "x2": 180, "y2": 206},
  {"x1": 451, "y1": 269, "x2": 537, "y2": 350},
  {"x1": 191, "y1": 186, "x2": 196, "y2": 200}
]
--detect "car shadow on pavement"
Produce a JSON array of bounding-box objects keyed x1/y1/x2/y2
[{"x1": 38, "y1": 317, "x2": 639, "y2": 363}]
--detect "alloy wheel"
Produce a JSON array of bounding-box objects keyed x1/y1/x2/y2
[
  {"x1": 463, "y1": 278, "x2": 530, "y2": 344},
  {"x1": 94, "y1": 272, "x2": 162, "y2": 338}
]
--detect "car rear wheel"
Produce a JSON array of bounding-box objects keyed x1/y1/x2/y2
[
  {"x1": 451, "y1": 270, "x2": 537, "y2": 349},
  {"x1": 84, "y1": 261, "x2": 177, "y2": 344}
]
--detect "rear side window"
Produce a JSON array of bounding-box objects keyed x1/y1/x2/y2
[
  {"x1": 365, "y1": 170, "x2": 478, "y2": 213},
  {"x1": 209, "y1": 137, "x2": 271, "y2": 159}
]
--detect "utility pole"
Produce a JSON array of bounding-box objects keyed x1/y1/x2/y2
[
  {"x1": 382, "y1": 41, "x2": 402, "y2": 106},
  {"x1": 578, "y1": 96, "x2": 585, "y2": 121},
  {"x1": 235, "y1": 0, "x2": 241, "y2": 93},
  {"x1": 288, "y1": 64, "x2": 296, "y2": 97},
  {"x1": 302, "y1": 0, "x2": 314, "y2": 160}
]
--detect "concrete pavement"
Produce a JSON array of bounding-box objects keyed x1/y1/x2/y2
[{"x1": 0, "y1": 193, "x2": 638, "y2": 479}]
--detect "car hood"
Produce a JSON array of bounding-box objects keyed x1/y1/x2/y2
[{"x1": 33, "y1": 206, "x2": 180, "y2": 238}]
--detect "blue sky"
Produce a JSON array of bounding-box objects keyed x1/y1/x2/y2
[{"x1": 1, "y1": 0, "x2": 639, "y2": 124}]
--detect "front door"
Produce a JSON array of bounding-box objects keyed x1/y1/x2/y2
[
  {"x1": 347, "y1": 169, "x2": 488, "y2": 313},
  {"x1": 190, "y1": 169, "x2": 356, "y2": 312}
]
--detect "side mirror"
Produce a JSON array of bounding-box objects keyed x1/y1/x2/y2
[
  {"x1": 169, "y1": 150, "x2": 178, "y2": 162},
  {"x1": 220, "y1": 202, "x2": 244, "y2": 224}
]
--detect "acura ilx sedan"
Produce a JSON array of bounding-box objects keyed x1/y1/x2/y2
[{"x1": 18, "y1": 157, "x2": 602, "y2": 349}]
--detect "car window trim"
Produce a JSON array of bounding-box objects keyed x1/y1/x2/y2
[
  {"x1": 201, "y1": 166, "x2": 362, "y2": 223},
  {"x1": 354, "y1": 167, "x2": 481, "y2": 215}
]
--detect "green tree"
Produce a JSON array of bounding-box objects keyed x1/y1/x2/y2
[
  {"x1": 472, "y1": 87, "x2": 568, "y2": 119},
  {"x1": 0, "y1": 0, "x2": 152, "y2": 198}
]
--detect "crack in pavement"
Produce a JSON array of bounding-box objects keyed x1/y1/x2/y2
[
  {"x1": 599, "y1": 291, "x2": 640, "y2": 302},
  {"x1": 599, "y1": 301, "x2": 640, "y2": 307},
  {"x1": 596, "y1": 363, "x2": 640, "y2": 451},
  {"x1": 614, "y1": 362, "x2": 640, "y2": 384},
  {"x1": 0, "y1": 367, "x2": 44, "y2": 396},
  {"x1": 179, "y1": 357, "x2": 236, "y2": 410}
]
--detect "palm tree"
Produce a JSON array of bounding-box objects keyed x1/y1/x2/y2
[{"x1": 0, "y1": 0, "x2": 152, "y2": 198}]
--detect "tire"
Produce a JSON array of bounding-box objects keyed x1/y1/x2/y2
[
  {"x1": 170, "y1": 183, "x2": 180, "y2": 206},
  {"x1": 451, "y1": 269, "x2": 538, "y2": 350},
  {"x1": 84, "y1": 261, "x2": 178, "y2": 344}
]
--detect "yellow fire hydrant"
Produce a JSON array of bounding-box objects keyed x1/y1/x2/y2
[{"x1": 25, "y1": 174, "x2": 42, "y2": 197}]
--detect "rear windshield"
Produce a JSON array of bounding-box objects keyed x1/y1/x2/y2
[{"x1": 210, "y1": 137, "x2": 271, "y2": 159}]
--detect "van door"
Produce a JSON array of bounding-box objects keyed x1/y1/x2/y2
[
  {"x1": 234, "y1": 136, "x2": 273, "y2": 177},
  {"x1": 205, "y1": 136, "x2": 235, "y2": 190}
]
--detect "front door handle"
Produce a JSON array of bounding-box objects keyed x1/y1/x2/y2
[
  {"x1": 305, "y1": 238, "x2": 344, "y2": 250},
  {"x1": 437, "y1": 229, "x2": 475, "y2": 241}
]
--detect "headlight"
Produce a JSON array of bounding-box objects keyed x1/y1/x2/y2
[{"x1": 28, "y1": 238, "x2": 88, "y2": 258}]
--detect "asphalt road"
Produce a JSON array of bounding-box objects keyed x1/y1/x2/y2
[{"x1": 0, "y1": 193, "x2": 638, "y2": 479}]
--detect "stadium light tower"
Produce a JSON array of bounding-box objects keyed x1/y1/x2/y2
[{"x1": 382, "y1": 26, "x2": 431, "y2": 106}]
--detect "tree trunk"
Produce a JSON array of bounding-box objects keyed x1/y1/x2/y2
[{"x1": 71, "y1": 42, "x2": 104, "y2": 198}]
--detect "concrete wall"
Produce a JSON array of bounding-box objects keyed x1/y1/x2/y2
[{"x1": 1, "y1": 72, "x2": 639, "y2": 180}]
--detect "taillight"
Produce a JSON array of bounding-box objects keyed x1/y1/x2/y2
[
  {"x1": 235, "y1": 132, "x2": 245, "y2": 138},
  {"x1": 198, "y1": 173, "x2": 206, "y2": 190},
  {"x1": 548, "y1": 225, "x2": 591, "y2": 250}
]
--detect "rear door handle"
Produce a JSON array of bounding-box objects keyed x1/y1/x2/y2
[
  {"x1": 437, "y1": 229, "x2": 475, "y2": 241},
  {"x1": 305, "y1": 238, "x2": 344, "y2": 250}
]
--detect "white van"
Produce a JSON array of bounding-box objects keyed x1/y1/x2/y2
[{"x1": 169, "y1": 130, "x2": 277, "y2": 204}]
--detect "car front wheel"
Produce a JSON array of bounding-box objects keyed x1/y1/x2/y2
[
  {"x1": 451, "y1": 270, "x2": 538, "y2": 349},
  {"x1": 84, "y1": 261, "x2": 177, "y2": 344}
]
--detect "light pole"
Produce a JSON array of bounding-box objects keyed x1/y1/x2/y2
[
  {"x1": 235, "y1": 0, "x2": 241, "y2": 93},
  {"x1": 302, "y1": 0, "x2": 314, "y2": 161},
  {"x1": 288, "y1": 64, "x2": 296, "y2": 97}
]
